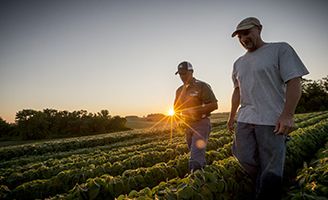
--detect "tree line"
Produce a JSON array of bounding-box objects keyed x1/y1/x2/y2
[
  {"x1": 296, "y1": 76, "x2": 328, "y2": 113},
  {"x1": 1, "y1": 76, "x2": 327, "y2": 140},
  {"x1": 0, "y1": 109, "x2": 129, "y2": 140}
]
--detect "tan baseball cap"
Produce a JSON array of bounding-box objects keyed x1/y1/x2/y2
[{"x1": 231, "y1": 17, "x2": 262, "y2": 37}]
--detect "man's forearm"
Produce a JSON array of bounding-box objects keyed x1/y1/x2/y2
[
  {"x1": 201, "y1": 101, "x2": 218, "y2": 114},
  {"x1": 229, "y1": 87, "x2": 240, "y2": 119},
  {"x1": 180, "y1": 102, "x2": 218, "y2": 117},
  {"x1": 282, "y1": 77, "x2": 302, "y2": 117}
]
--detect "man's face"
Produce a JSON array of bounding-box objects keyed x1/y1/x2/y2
[
  {"x1": 237, "y1": 26, "x2": 261, "y2": 52},
  {"x1": 178, "y1": 70, "x2": 193, "y2": 84}
]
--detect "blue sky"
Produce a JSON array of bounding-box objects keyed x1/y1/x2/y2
[{"x1": 1, "y1": 0, "x2": 328, "y2": 123}]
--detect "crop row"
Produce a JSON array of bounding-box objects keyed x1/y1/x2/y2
[
  {"x1": 0, "y1": 135, "x2": 185, "y2": 179},
  {"x1": 0, "y1": 128, "x2": 176, "y2": 161},
  {"x1": 293, "y1": 111, "x2": 327, "y2": 123},
  {"x1": 0, "y1": 112, "x2": 325, "y2": 200},
  {"x1": 51, "y1": 143, "x2": 233, "y2": 200},
  {"x1": 114, "y1": 119, "x2": 328, "y2": 200},
  {"x1": 1, "y1": 136, "x2": 233, "y2": 200},
  {"x1": 33, "y1": 115, "x2": 326, "y2": 200},
  {"x1": 284, "y1": 141, "x2": 328, "y2": 199},
  {"x1": 0, "y1": 130, "x2": 231, "y2": 190},
  {"x1": 1, "y1": 139, "x2": 185, "y2": 189},
  {"x1": 294, "y1": 111, "x2": 328, "y2": 128},
  {"x1": 0, "y1": 127, "x2": 232, "y2": 187},
  {"x1": 0, "y1": 132, "x2": 176, "y2": 169}
]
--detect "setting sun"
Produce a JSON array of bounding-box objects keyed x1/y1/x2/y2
[{"x1": 167, "y1": 108, "x2": 175, "y2": 116}]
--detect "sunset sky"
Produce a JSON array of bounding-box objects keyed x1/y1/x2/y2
[{"x1": 1, "y1": 0, "x2": 328, "y2": 123}]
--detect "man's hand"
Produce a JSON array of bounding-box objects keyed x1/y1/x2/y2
[
  {"x1": 275, "y1": 77, "x2": 301, "y2": 135},
  {"x1": 227, "y1": 117, "x2": 235, "y2": 133},
  {"x1": 227, "y1": 87, "x2": 240, "y2": 134},
  {"x1": 182, "y1": 102, "x2": 218, "y2": 120},
  {"x1": 181, "y1": 108, "x2": 199, "y2": 120},
  {"x1": 274, "y1": 114, "x2": 295, "y2": 135}
]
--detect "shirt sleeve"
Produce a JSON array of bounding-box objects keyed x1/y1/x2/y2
[
  {"x1": 278, "y1": 42, "x2": 309, "y2": 83},
  {"x1": 232, "y1": 62, "x2": 239, "y2": 88},
  {"x1": 201, "y1": 82, "x2": 218, "y2": 104}
]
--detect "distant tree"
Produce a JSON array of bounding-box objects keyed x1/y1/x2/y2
[
  {"x1": 296, "y1": 76, "x2": 328, "y2": 113},
  {"x1": 15, "y1": 110, "x2": 50, "y2": 139},
  {"x1": 43, "y1": 108, "x2": 59, "y2": 134},
  {"x1": 0, "y1": 117, "x2": 15, "y2": 137},
  {"x1": 55, "y1": 110, "x2": 70, "y2": 135},
  {"x1": 321, "y1": 75, "x2": 328, "y2": 93},
  {"x1": 15, "y1": 109, "x2": 37, "y2": 122},
  {"x1": 108, "y1": 116, "x2": 128, "y2": 131},
  {"x1": 98, "y1": 110, "x2": 111, "y2": 119},
  {"x1": 6, "y1": 108, "x2": 128, "y2": 140},
  {"x1": 94, "y1": 110, "x2": 111, "y2": 133}
]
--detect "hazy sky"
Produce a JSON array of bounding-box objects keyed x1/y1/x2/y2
[{"x1": 1, "y1": 0, "x2": 328, "y2": 123}]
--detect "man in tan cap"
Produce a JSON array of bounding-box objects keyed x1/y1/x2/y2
[{"x1": 228, "y1": 17, "x2": 309, "y2": 199}]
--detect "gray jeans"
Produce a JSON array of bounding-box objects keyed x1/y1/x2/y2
[
  {"x1": 232, "y1": 122, "x2": 286, "y2": 200},
  {"x1": 185, "y1": 118, "x2": 211, "y2": 171}
]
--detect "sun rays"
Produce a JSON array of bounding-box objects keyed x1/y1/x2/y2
[
  {"x1": 146, "y1": 85, "x2": 206, "y2": 142},
  {"x1": 167, "y1": 108, "x2": 175, "y2": 116},
  {"x1": 147, "y1": 107, "x2": 203, "y2": 143}
]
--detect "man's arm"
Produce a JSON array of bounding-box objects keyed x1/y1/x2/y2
[
  {"x1": 197, "y1": 82, "x2": 218, "y2": 116},
  {"x1": 199, "y1": 101, "x2": 218, "y2": 115},
  {"x1": 275, "y1": 77, "x2": 302, "y2": 135},
  {"x1": 182, "y1": 101, "x2": 218, "y2": 118},
  {"x1": 183, "y1": 82, "x2": 218, "y2": 118},
  {"x1": 227, "y1": 87, "x2": 240, "y2": 132}
]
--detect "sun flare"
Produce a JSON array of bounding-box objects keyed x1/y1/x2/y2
[{"x1": 167, "y1": 108, "x2": 175, "y2": 116}]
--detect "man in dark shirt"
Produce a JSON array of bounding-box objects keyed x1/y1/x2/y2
[{"x1": 174, "y1": 61, "x2": 218, "y2": 171}]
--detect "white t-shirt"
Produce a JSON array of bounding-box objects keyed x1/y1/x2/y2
[{"x1": 232, "y1": 42, "x2": 309, "y2": 126}]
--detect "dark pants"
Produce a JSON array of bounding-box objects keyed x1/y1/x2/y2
[
  {"x1": 185, "y1": 118, "x2": 211, "y2": 171},
  {"x1": 232, "y1": 122, "x2": 287, "y2": 200}
]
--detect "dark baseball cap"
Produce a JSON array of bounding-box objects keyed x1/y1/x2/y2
[{"x1": 175, "y1": 61, "x2": 193, "y2": 75}]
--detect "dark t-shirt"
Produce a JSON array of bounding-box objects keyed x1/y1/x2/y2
[{"x1": 174, "y1": 78, "x2": 217, "y2": 121}]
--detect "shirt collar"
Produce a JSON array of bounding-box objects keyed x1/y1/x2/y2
[{"x1": 184, "y1": 78, "x2": 196, "y2": 88}]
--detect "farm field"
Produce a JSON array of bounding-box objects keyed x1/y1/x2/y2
[
  {"x1": 0, "y1": 111, "x2": 327, "y2": 200},
  {"x1": 125, "y1": 112, "x2": 230, "y2": 130}
]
